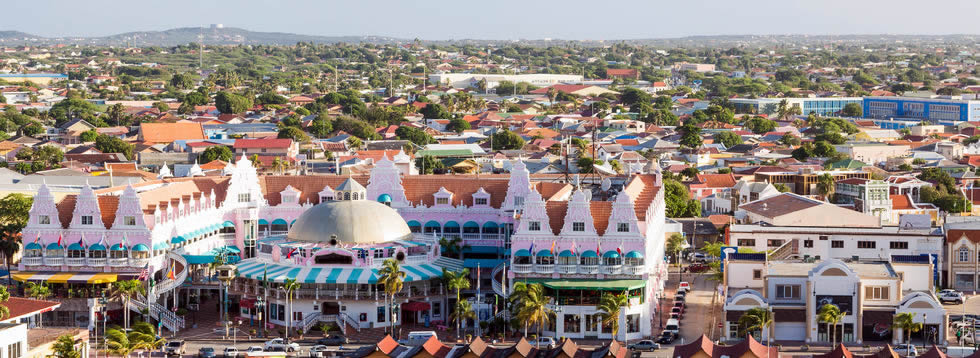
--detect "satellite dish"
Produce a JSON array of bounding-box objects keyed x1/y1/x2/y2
[{"x1": 601, "y1": 178, "x2": 612, "y2": 191}]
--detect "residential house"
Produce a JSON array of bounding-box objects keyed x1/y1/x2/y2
[{"x1": 233, "y1": 138, "x2": 298, "y2": 159}]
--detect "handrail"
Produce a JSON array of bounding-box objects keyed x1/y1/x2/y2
[{"x1": 302, "y1": 311, "x2": 321, "y2": 332}]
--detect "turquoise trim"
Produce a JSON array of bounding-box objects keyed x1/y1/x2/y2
[
  {"x1": 258, "y1": 219, "x2": 269, "y2": 225},
  {"x1": 463, "y1": 221, "x2": 479, "y2": 228},
  {"x1": 223, "y1": 221, "x2": 235, "y2": 228},
  {"x1": 131, "y1": 244, "x2": 149, "y2": 251},
  {"x1": 626, "y1": 251, "x2": 643, "y2": 258},
  {"x1": 271, "y1": 219, "x2": 288, "y2": 226},
  {"x1": 304, "y1": 268, "x2": 323, "y2": 284},
  {"x1": 558, "y1": 250, "x2": 575, "y2": 257},
  {"x1": 67, "y1": 243, "x2": 83, "y2": 250},
  {"x1": 537, "y1": 249, "x2": 553, "y2": 257},
  {"x1": 25, "y1": 242, "x2": 42, "y2": 250},
  {"x1": 347, "y1": 269, "x2": 363, "y2": 284},
  {"x1": 407, "y1": 220, "x2": 421, "y2": 227},
  {"x1": 603, "y1": 251, "x2": 620, "y2": 258},
  {"x1": 582, "y1": 250, "x2": 598, "y2": 258},
  {"x1": 46, "y1": 243, "x2": 62, "y2": 250},
  {"x1": 443, "y1": 221, "x2": 460, "y2": 228},
  {"x1": 514, "y1": 249, "x2": 531, "y2": 257}
]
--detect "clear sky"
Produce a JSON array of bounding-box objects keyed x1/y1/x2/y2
[{"x1": 7, "y1": 0, "x2": 980, "y2": 40}]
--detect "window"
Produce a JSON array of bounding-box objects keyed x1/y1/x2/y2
[
  {"x1": 124, "y1": 216, "x2": 136, "y2": 226},
  {"x1": 436, "y1": 197, "x2": 449, "y2": 205},
  {"x1": 81, "y1": 216, "x2": 93, "y2": 225},
  {"x1": 7, "y1": 341, "x2": 21, "y2": 358},
  {"x1": 890, "y1": 241, "x2": 908, "y2": 250},
  {"x1": 432, "y1": 302, "x2": 441, "y2": 316},
  {"x1": 373, "y1": 249, "x2": 384, "y2": 259},
  {"x1": 737, "y1": 239, "x2": 755, "y2": 247},
  {"x1": 238, "y1": 193, "x2": 251, "y2": 203},
  {"x1": 960, "y1": 248, "x2": 971, "y2": 262},
  {"x1": 857, "y1": 241, "x2": 876, "y2": 249},
  {"x1": 572, "y1": 222, "x2": 585, "y2": 232},
  {"x1": 865, "y1": 286, "x2": 890, "y2": 300},
  {"x1": 617, "y1": 223, "x2": 630, "y2": 233},
  {"x1": 767, "y1": 239, "x2": 783, "y2": 247},
  {"x1": 514, "y1": 196, "x2": 524, "y2": 207},
  {"x1": 528, "y1": 221, "x2": 541, "y2": 231},
  {"x1": 753, "y1": 270, "x2": 762, "y2": 279},
  {"x1": 819, "y1": 235, "x2": 829, "y2": 240},
  {"x1": 321, "y1": 196, "x2": 332, "y2": 202},
  {"x1": 804, "y1": 240, "x2": 814, "y2": 248},
  {"x1": 831, "y1": 240, "x2": 844, "y2": 248},
  {"x1": 38, "y1": 215, "x2": 50, "y2": 225},
  {"x1": 474, "y1": 198, "x2": 488, "y2": 206},
  {"x1": 775, "y1": 284, "x2": 801, "y2": 299},
  {"x1": 376, "y1": 306, "x2": 385, "y2": 322}
]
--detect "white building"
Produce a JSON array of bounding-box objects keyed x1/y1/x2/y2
[{"x1": 428, "y1": 73, "x2": 584, "y2": 89}]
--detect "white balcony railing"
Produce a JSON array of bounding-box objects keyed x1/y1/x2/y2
[
  {"x1": 44, "y1": 257, "x2": 64, "y2": 266},
  {"x1": 579, "y1": 265, "x2": 598, "y2": 274},
  {"x1": 130, "y1": 258, "x2": 150, "y2": 267},
  {"x1": 88, "y1": 258, "x2": 106, "y2": 266},
  {"x1": 626, "y1": 265, "x2": 645, "y2": 275},
  {"x1": 65, "y1": 258, "x2": 86, "y2": 266},
  {"x1": 512, "y1": 264, "x2": 532, "y2": 273},
  {"x1": 23, "y1": 257, "x2": 42, "y2": 266},
  {"x1": 535, "y1": 264, "x2": 554, "y2": 274},
  {"x1": 557, "y1": 264, "x2": 577, "y2": 274},
  {"x1": 108, "y1": 258, "x2": 128, "y2": 267},
  {"x1": 601, "y1": 265, "x2": 622, "y2": 275}
]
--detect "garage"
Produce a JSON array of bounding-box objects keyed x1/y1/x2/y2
[{"x1": 773, "y1": 309, "x2": 807, "y2": 341}]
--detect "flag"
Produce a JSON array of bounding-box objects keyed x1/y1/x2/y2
[
  {"x1": 617, "y1": 246, "x2": 623, "y2": 256},
  {"x1": 78, "y1": 235, "x2": 86, "y2": 250},
  {"x1": 33, "y1": 233, "x2": 40, "y2": 244},
  {"x1": 529, "y1": 242, "x2": 534, "y2": 255},
  {"x1": 137, "y1": 264, "x2": 149, "y2": 281},
  {"x1": 596, "y1": 242, "x2": 601, "y2": 256},
  {"x1": 97, "y1": 234, "x2": 106, "y2": 247},
  {"x1": 550, "y1": 241, "x2": 556, "y2": 256},
  {"x1": 57, "y1": 234, "x2": 62, "y2": 247},
  {"x1": 167, "y1": 262, "x2": 175, "y2": 280},
  {"x1": 286, "y1": 248, "x2": 297, "y2": 259},
  {"x1": 119, "y1": 234, "x2": 127, "y2": 250},
  {"x1": 570, "y1": 242, "x2": 576, "y2": 256}
]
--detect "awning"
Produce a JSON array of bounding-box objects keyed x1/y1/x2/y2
[
  {"x1": 528, "y1": 278, "x2": 645, "y2": 291},
  {"x1": 45, "y1": 243, "x2": 62, "y2": 250},
  {"x1": 111, "y1": 244, "x2": 127, "y2": 251},
  {"x1": 223, "y1": 221, "x2": 235, "y2": 228},
  {"x1": 603, "y1": 251, "x2": 620, "y2": 258},
  {"x1": 170, "y1": 236, "x2": 185, "y2": 244},
  {"x1": 271, "y1": 219, "x2": 288, "y2": 226},
  {"x1": 25, "y1": 242, "x2": 41, "y2": 250},
  {"x1": 863, "y1": 310, "x2": 895, "y2": 326},
  {"x1": 407, "y1": 220, "x2": 421, "y2": 227},
  {"x1": 514, "y1": 249, "x2": 531, "y2": 257},
  {"x1": 258, "y1": 219, "x2": 269, "y2": 225},
  {"x1": 132, "y1": 244, "x2": 149, "y2": 251},
  {"x1": 626, "y1": 251, "x2": 643, "y2": 258},
  {"x1": 536, "y1": 249, "x2": 553, "y2": 257},
  {"x1": 222, "y1": 246, "x2": 241, "y2": 254},
  {"x1": 13, "y1": 272, "x2": 118, "y2": 284},
  {"x1": 240, "y1": 298, "x2": 255, "y2": 309},
  {"x1": 152, "y1": 242, "x2": 169, "y2": 250},
  {"x1": 581, "y1": 250, "x2": 598, "y2": 258},
  {"x1": 443, "y1": 221, "x2": 460, "y2": 228},
  {"x1": 67, "y1": 243, "x2": 83, "y2": 250},
  {"x1": 401, "y1": 301, "x2": 431, "y2": 312},
  {"x1": 558, "y1": 250, "x2": 575, "y2": 257},
  {"x1": 89, "y1": 243, "x2": 107, "y2": 251},
  {"x1": 235, "y1": 260, "x2": 444, "y2": 284}
]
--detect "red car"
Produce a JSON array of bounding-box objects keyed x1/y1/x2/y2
[
  {"x1": 687, "y1": 263, "x2": 710, "y2": 273},
  {"x1": 670, "y1": 307, "x2": 683, "y2": 319},
  {"x1": 673, "y1": 301, "x2": 685, "y2": 313}
]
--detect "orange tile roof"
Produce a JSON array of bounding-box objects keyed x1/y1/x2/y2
[
  {"x1": 890, "y1": 194, "x2": 914, "y2": 210},
  {"x1": 140, "y1": 122, "x2": 205, "y2": 143},
  {"x1": 695, "y1": 173, "x2": 737, "y2": 188}
]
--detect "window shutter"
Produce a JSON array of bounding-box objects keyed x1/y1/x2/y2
[{"x1": 865, "y1": 286, "x2": 873, "y2": 298}]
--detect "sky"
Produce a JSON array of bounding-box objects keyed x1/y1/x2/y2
[{"x1": 6, "y1": 0, "x2": 980, "y2": 40}]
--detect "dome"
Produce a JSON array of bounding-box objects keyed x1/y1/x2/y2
[{"x1": 286, "y1": 200, "x2": 412, "y2": 245}]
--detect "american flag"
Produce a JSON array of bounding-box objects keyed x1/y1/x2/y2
[{"x1": 137, "y1": 264, "x2": 149, "y2": 281}]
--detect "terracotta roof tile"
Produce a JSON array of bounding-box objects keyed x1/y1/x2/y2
[
  {"x1": 139, "y1": 122, "x2": 205, "y2": 143},
  {"x1": 2, "y1": 297, "x2": 61, "y2": 321}
]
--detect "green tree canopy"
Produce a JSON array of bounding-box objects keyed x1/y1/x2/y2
[
  {"x1": 396, "y1": 126, "x2": 435, "y2": 146},
  {"x1": 199, "y1": 145, "x2": 233, "y2": 163},
  {"x1": 490, "y1": 130, "x2": 525, "y2": 150},
  {"x1": 446, "y1": 118, "x2": 471, "y2": 133},
  {"x1": 713, "y1": 131, "x2": 743, "y2": 148},
  {"x1": 95, "y1": 135, "x2": 134, "y2": 160},
  {"x1": 277, "y1": 126, "x2": 310, "y2": 142},
  {"x1": 215, "y1": 91, "x2": 252, "y2": 114}
]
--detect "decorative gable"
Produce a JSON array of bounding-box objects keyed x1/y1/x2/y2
[
  {"x1": 433, "y1": 187, "x2": 454, "y2": 207},
  {"x1": 70, "y1": 183, "x2": 105, "y2": 229},
  {"x1": 472, "y1": 187, "x2": 491, "y2": 207},
  {"x1": 559, "y1": 190, "x2": 596, "y2": 236},
  {"x1": 503, "y1": 160, "x2": 532, "y2": 212},
  {"x1": 366, "y1": 154, "x2": 409, "y2": 207},
  {"x1": 112, "y1": 185, "x2": 147, "y2": 229},
  {"x1": 605, "y1": 193, "x2": 640, "y2": 237},
  {"x1": 27, "y1": 183, "x2": 61, "y2": 229},
  {"x1": 515, "y1": 190, "x2": 550, "y2": 235},
  {"x1": 222, "y1": 154, "x2": 268, "y2": 208},
  {"x1": 279, "y1": 185, "x2": 302, "y2": 206},
  {"x1": 318, "y1": 185, "x2": 335, "y2": 203}
]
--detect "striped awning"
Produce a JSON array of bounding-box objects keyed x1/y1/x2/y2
[
  {"x1": 234, "y1": 260, "x2": 444, "y2": 284},
  {"x1": 13, "y1": 272, "x2": 118, "y2": 284}
]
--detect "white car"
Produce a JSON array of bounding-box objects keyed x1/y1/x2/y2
[
  {"x1": 263, "y1": 338, "x2": 300, "y2": 352},
  {"x1": 533, "y1": 337, "x2": 556, "y2": 349},
  {"x1": 895, "y1": 344, "x2": 917, "y2": 357},
  {"x1": 245, "y1": 347, "x2": 264, "y2": 354},
  {"x1": 678, "y1": 282, "x2": 691, "y2": 293},
  {"x1": 222, "y1": 347, "x2": 239, "y2": 358},
  {"x1": 940, "y1": 290, "x2": 966, "y2": 304}
]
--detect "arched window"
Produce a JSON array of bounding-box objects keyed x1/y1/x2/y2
[
  {"x1": 960, "y1": 247, "x2": 971, "y2": 262},
  {"x1": 344, "y1": 192, "x2": 351, "y2": 200}
]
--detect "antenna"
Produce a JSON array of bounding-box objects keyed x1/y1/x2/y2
[{"x1": 199, "y1": 26, "x2": 204, "y2": 70}]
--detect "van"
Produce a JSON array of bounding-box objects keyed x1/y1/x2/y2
[
  {"x1": 945, "y1": 347, "x2": 977, "y2": 358},
  {"x1": 665, "y1": 319, "x2": 680, "y2": 334},
  {"x1": 405, "y1": 331, "x2": 438, "y2": 346}
]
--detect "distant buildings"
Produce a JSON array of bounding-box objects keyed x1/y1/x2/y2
[
  {"x1": 730, "y1": 97, "x2": 863, "y2": 117},
  {"x1": 427, "y1": 73, "x2": 584, "y2": 89},
  {"x1": 863, "y1": 96, "x2": 980, "y2": 125}
]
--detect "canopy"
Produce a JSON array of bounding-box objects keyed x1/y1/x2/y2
[
  {"x1": 131, "y1": 244, "x2": 149, "y2": 252},
  {"x1": 407, "y1": 220, "x2": 421, "y2": 227},
  {"x1": 234, "y1": 260, "x2": 445, "y2": 284},
  {"x1": 603, "y1": 251, "x2": 620, "y2": 258},
  {"x1": 25, "y1": 242, "x2": 42, "y2": 250},
  {"x1": 111, "y1": 244, "x2": 128, "y2": 251},
  {"x1": 531, "y1": 278, "x2": 646, "y2": 291},
  {"x1": 401, "y1": 301, "x2": 431, "y2": 312},
  {"x1": 271, "y1": 219, "x2": 288, "y2": 226},
  {"x1": 67, "y1": 243, "x2": 83, "y2": 250},
  {"x1": 482, "y1": 222, "x2": 499, "y2": 228},
  {"x1": 378, "y1": 194, "x2": 392, "y2": 202},
  {"x1": 581, "y1": 250, "x2": 598, "y2": 258},
  {"x1": 152, "y1": 241, "x2": 169, "y2": 250},
  {"x1": 89, "y1": 243, "x2": 107, "y2": 251},
  {"x1": 558, "y1": 250, "x2": 575, "y2": 257},
  {"x1": 223, "y1": 221, "x2": 235, "y2": 228},
  {"x1": 258, "y1": 219, "x2": 269, "y2": 225},
  {"x1": 171, "y1": 236, "x2": 186, "y2": 244},
  {"x1": 536, "y1": 249, "x2": 553, "y2": 257},
  {"x1": 221, "y1": 246, "x2": 241, "y2": 254},
  {"x1": 443, "y1": 221, "x2": 460, "y2": 228},
  {"x1": 514, "y1": 249, "x2": 531, "y2": 257},
  {"x1": 45, "y1": 243, "x2": 62, "y2": 250},
  {"x1": 626, "y1": 251, "x2": 644, "y2": 258},
  {"x1": 463, "y1": 221, "x2": 480, "y2": 228},
  {"x1": 424, "y1": 221, "x2": 441, "y2": 228},
  {"x1": 13, "y1": 272, "x2": 118, "y2": 284}
]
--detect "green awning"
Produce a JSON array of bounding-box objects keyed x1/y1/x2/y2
[
  {"x1": 132, "y1": 244, "x2": 149, "y2": 251},
  {"x1": 271, "y1": 219, "x2": 288, "y2": 225},
  {"x1": 558, "y1": 250, "x2": 575, "y2": 257},
  {"x1": 258, "y1": 219, "x2": 269, "y2": 225},
  {"x1": 223, "y1": 221, "x2": 235, "y2": 228},
  {"x1": 581, "y1": 250, "x2": 598, "y2": 258},
  {"x1": 626, "y1": 251, "x2": 643, "y2": 258},
  {"x1": 514, "y1": 249, "x2": 531, "y2": 257},
  {"x1": 603, "y1": 251, "x2": 620, "y2": 258},
  {"x1": 529, "y1": 279, "x2": 646, "y2": 291},
  {"x1": 536, "y1": 249, "x2": 553, "y2": 257}
]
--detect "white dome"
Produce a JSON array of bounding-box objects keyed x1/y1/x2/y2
[{"x1": 286, "y1": 200, "x2": 412, "y2": 245}]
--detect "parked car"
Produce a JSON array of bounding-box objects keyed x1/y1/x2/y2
[
  {"x1": 199, "y1": 347, "x2": 216, "y2": 358},
  {"x1": 664, "y1": 319, "x2": 680, "y2": 334},
  {"x1": 678, "y1": 282, "x2": 691, "y2": 292},
  {"x1": 674, "y1": 294, "x2": 686, "y2": 303},
  {"x1": 687, "y1": 263, "x2": 710, "y2": 273},
  {"x1": 895, "y1": 344, "x2": 918, "y2": 357},
  {"x1": 165, "y1": 341, "x2": 186, "y2": 356},
  {"x1": 403, "y1": 331, "x2": 439, "y2": 346},
  {"x1": 309, "y1": 345, "x2": 331, "y2": 358},
  {"x1": 656, "y1": 331, "x2": 677, "y2": 344},
  {"x1": 263, "y1": 338, "x2": 300, "y2": 352},
  {"x1": 670, "y1": 307, "x2": 683, "y2": 319},
  {"x1": 670, "y1": 312, "x2": 682, "y2": 321},
  {"x1": 533, "y1": 337, "x2": 557, "y2": 349},
  {"x1": 628, "y1": 340, "x2": 660, "y2": 352},
  {"x1": 244, "y1": 347, "x2": 264, "y2": 354},
  {"x1": 940, "y1": 290, "x2": 966, "y2": 304},
  {"x1": 673, "y1": 301, "x2": 685, "y2": 312},
  {"x1": 223, "y1": 347, "x2": 240, "y2": 358},
  {"x1": 317, "y1": 335, "x2": 349, "y2": 346}
]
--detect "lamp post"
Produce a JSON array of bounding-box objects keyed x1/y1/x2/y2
[
  {"x1": 257, "y1": 297, "x2": 265, "y2": 338},
  {"x1": 216, "y1": 263, "x2": 237, "y2": 340}
]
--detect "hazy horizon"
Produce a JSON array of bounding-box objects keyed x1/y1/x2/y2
[{"x1": 6, "y1": 0, "x2": 980, "y2": 40}]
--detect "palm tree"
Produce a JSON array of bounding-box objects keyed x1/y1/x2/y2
[
  {"x1": 442, "y1": 268, "x2": 470, "y2": 339},
  {"x1": 817, "y1": 304, "x2": 846, "y2": 346},
  {"x1": 514, "y1": 283, "x2": 553, "y2": 346},
  {"x1": 271, "y1": 157, "x2": 289, "y2": 175},
  {"x1": 106, "y1": 324, "x2": 165, "y2": 358},
  {"x1": 737, "y1": 307, "x2": 773, "y2": 340},
  {"x1": 450, "y1": 300, "x2": 476, "y2": 340},
  {"x1": 378, "y1": 259, "x2": 406, "y2": 337},
  {"x1": 110, "y1": 280, "x2": 145, "y2": 330},
  {"x1": 49, "y1": 334, "x2": 82, "y2": 358},
  {"x1": 438, "y1": 237, "x2": 469, "y2": 260},
  {"x1": 816, "y1": 173, "x2": 836, "y2": 202},
  {"x1": 0, "y1": 230, "x2": 20, "y2": 284},
  {"x1": 893, "y1": 312, "x2": 923, "y2": 356},
  {"x1": 508, "y1": 281, "x2": 539, "y2": 336},
  {"x1": 596, "y1": 293, "x2": 628, "y2": 342},
  {"x1": 129, "y1": 321, "x2": 167, "y2": 350},
  {"x1": 665, "y1": 233, "x2": 686, "y2": 268},
  {"x1": 282, "y1": 278, "x2": 301, "y2": 340},
  {"x1": 249, "y1": 154, "x2": 262, "y2": 168},
  {"x1": 0, "y1": 286, "x2": 10, "y2": 320},
  {"x1": 347, "y1": 137, "x2": 363, "y2": 151}
]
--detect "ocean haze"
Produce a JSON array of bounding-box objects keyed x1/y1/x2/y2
[{"x1": 3, "y1": 0, "x2": 980, "y2": 40}]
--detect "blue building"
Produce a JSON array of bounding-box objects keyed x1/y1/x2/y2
[
  {"x1": 730, "y1": 97, "x2": 863, "y2": 117},
  {"x1": 863, "y1": 96, "x2": 980, "y2": 125}
]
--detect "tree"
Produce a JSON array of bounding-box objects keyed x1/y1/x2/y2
[
  {"x1": 347, "y1": 137, "x2": 362, "y2": 151},
  {"x1": 816, "y1": 173, "x2": 836, "y2": 201},
  {"x1": 214, "y1": 91, "x2": 252, "y2": 114},
  {"x1": 415, "y1": 155, "x2": 444, "y2": 174},
  {"x1": 256, "y1": 92, "x2": 288, "y2": 105},
  {"x1": 495, "y1": 81, "x2": 516, "y2": 96},
  {"x1": 110, "y1": 280, "x2": 145, "y2": 330},
  {"x1": 779, "y1": 133, "x2": 801, "y2": 146},
  {"x1": 271, "y1": 157, "x2": 290, "y2": 175},
  {"x1": 714, "y1": 131, "x2": 742, "y2": 148},
  {"x1": 817, "y1": 304, "x2": 846, "y2": 347},
  {"x1": 596, "y1": 293, "x2": 628, "y2": 341},
  {"x1": 664, "y1": 179, "x2": 701, "y2": 217},
  {"x1": 576, "y1": 157, "x2": 603, "y2": 173},
  {"x1": 681, "y1": 167, "x2": 700, "y2": 179},
  {"x1": 378, "y1": 259, "x2": 406, "y2": 336},
  {"x1": 49, "y1": 98, "x2": 98, "y2": 125},
  {"x1": 774, "y1": 183, "x2": 790, "y2": 193},
  {"x1": 791, "y1": 143, "x2": 815, "y2": 161},
  {"x1": 50, "y1": 334, "x2": 82, "y2": 358},
  {"x1": 420, "y1": 103, "x2": 451, "y2": 119},
  {"x1": 282, "y1": 278, "x2": 301, "y2": 339},
  {"x1": 95, "y1": 135, "x2": 134, "y2": 160},
  {"x1": 678, "y1": 124, "x2": 703, "y2": 150},
  {"x1": 842, "y1": 103, "x2": 863, "y2": 117},
  {"x1": 277, "y1": 127, "x2": 309, "y2": 142},
  {"x1": 893, "y1": 312, "x2": 923, "y2": 356},
  {"x1": 491, "y1": 130, "x2": 525, "y2": 150},
  {"x1": 514, "y1": 282, "x2": 553, "y2": 346},
  {"x1": 170, "y1": 72, "x2": 194, "y2": 89},
  {"x1": 79, "y1": 129, "x2": 98, "y2": 142},
  {"x1": 199, "y1": 145, "x2": 233, "y2": 163},
  {"x1": 105, "y1": 322, "x2": 165, "y2": 358},
  {"x1": 442, "y1": 268, "x2": 471, "y2": 339},
  {"x1": 745, "y1": 116, "x2": 777, "y2": 134},
  {"x1": 438, "y1": 237, "x2": 468, "y2": 259},
  {"x1": 446, "y1": 118, "x2": 471, "y2": 133},
  {"x1": 450, "y1": 300, "x2": 477, "y2": 338},
  {"x1": 738, "y1": 307, "x2": 773, "y2": 339},
  {"x1": 396, "y1": 126, "x2": 435, "y2": 146},
  {"x1": 21, "y1": 122, "x2": 43, "y2": 137},
  {"x1": 619, "y1": 87, "x2": 652, "y2": 107},
  {"x1": 666, "y1": 233, "x2": 686, "y2": 267},
  {"x1": 250, "y1": 154, "x2": 261, "y2": 168},
  {"x1": 308, "y1": 118, "x2": 334, "y2": 138}
]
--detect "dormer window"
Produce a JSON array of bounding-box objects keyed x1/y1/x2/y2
[
  {"x1": 321, "y1": 195, "x2": 333, "y2": 202},
  {"x1": 81, "y1": 216, "x2": 93, "y2": 225},
  {"x1": 514, "y1": 196, "x2": 525, "y2": 207},
  {"x1": 475, "y1": 198, "x2": 488, "y2": 206},
  {"x1": 617, "y1": 223, "x2": 629, "y2": 233},
  {"x1": 572, "y1": 222, "x2": 585, "y2": 232},
  {"x1": 529, "y1": 221, "x2": 541, "y2": 231},
  {"x1": 238, "y1": 193, "x2": 251, "y2": 203},
  {"x1": 124, "y1": 216, "x2": 136, "y2": 226},
  {"x1": 434, "y1": 187, "x2": 454, "y2": 206},
  {"x1": 473, "y1": 187, "x2": 490, "y2": 207},
  {"x1": 39, "y1": 215, "x2": 50, "y2": 225},
  {"x1": 436, "y1": 198, "x2": 449, "y2": 205}
]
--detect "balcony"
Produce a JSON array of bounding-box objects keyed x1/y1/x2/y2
[
  {"x1": 44, "y1": 257, "x2": 64, "y2": 266},
  {"x1": 108, "y1": 258, "x2": 128, "y2": 267},
  {"x1": 130, "y1": 258, "x2": 149, "y2": 267},
  {"x1": 601, "y1": 265, "x2": 622, "y2": 275},
  {"x1": 557, "y1": 264, "x2": 577, "y2": 274},
  {"x1": 88, "y1": 258, "x2": 106, "y2": 266},
  {"x1": 23, "y1": 257, "x2": 42, "y2": 266},
  {"x1": 579, "y1": 265, "x2": 598, "y2": 274},
  {"x1": 626, "y1": 265, "x2": 645, "y2": 275},
  {"x1": 512, "y1": 264, "x2": 532, "y2": 274},
  {"x1": 534, "y1": 264, "x2": 554, "y2": 274},
  {"x1": 65, "y1": 258, "x2": 86, "y2": 266}
]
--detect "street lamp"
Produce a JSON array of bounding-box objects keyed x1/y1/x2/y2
[
  {"x1": 216, "y1": 263, "x2": 237, "y2": 339},
  {"x1": 256, "y1": 297, "x2": 265, "y2": 338}
]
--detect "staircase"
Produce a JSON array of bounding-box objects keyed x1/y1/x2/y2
[
  {"x1": 768, "y1": 239, "x2": 799, "y2": 260},
  {"x1": 491, "y1": 262, "x2": 507, "y2": 298},
  {"x1": 126, "y1": 251, "x2": 188, "y2": 333},
  {"x1": 302, "y1": 311, "x2": 321, "y2": 333},
  {"x1": 335, "y1": 312, "x2": 360, "y2": 335},
  {"x1": 434, "y1": 256, "x2": 464, "y2": 271}
]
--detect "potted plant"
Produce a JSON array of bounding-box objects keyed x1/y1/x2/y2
[
  {"x1": 176, "y1": 308, "x2": 188, "y2": 317},
  {"x1": 249, "y1": 329, "x2": 256, "y2": 339},
  {"x1": 297, "y1": 329, "x2": 304, "y2": 339},
  {"x1": 466, "y1": 334, "x2": 472, "y2": 343}
]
